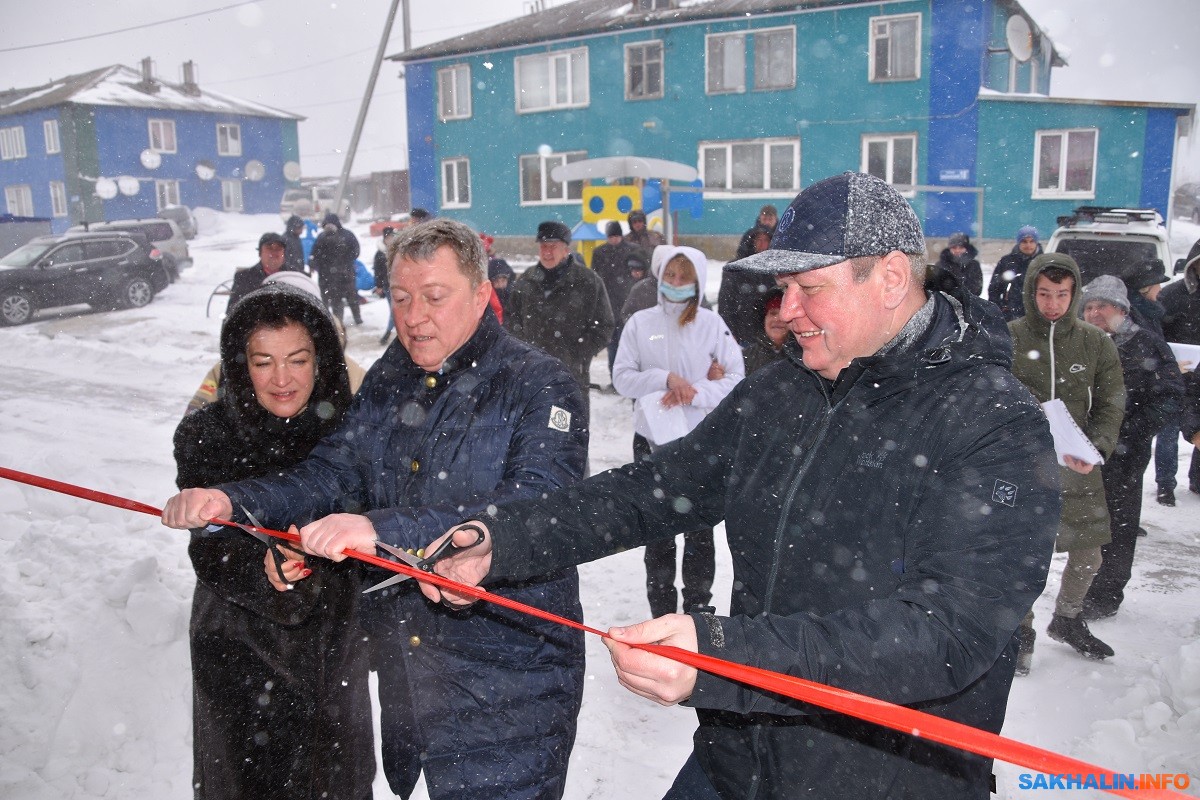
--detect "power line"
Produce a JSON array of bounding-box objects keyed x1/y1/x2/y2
[
  {"x1": 0, "y1": 0, "x2": 266, "y2": 54},
  {"x1": 205, "y1": 46, "x2": 379, "y2": 85}
]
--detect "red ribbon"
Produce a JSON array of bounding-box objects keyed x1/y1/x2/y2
[{"x1": 0, "y1": 465, "x2": 1188, "y2": 799}]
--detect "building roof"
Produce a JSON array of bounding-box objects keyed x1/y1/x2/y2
[
  {"x1": 0, "y1": 64, "x2": 303, "y2": 120},
  {"x1": 390, "y1": 0, "x2": 1065, "y2": 65}
]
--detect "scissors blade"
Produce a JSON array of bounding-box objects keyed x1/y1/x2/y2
[
  {"x1": 362, "y1": 541, "x2": 423, "y2": 594},
  {"x1": 233, "y1": 504, "x2": 272, "y2": 545}
]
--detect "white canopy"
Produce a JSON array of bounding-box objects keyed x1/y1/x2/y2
[{"x1": 550, "y1": 156, "x2": 698, "y2": 183}]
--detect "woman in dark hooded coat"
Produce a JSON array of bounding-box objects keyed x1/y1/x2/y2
[{"x1": 173, "y1": 282, "x2": 374, "y2": 800}]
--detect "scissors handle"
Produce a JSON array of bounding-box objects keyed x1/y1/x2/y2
[{"x1": 419, "y1": 523, "x2": 486, "y2": 571}]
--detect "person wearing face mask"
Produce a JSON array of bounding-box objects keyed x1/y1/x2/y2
[
  {"x1": 172, "y1": 282, "x2": 373, "y2": 800},
  {"x1": 613, "y1": 245, "x2": 744, "y2": 617}
]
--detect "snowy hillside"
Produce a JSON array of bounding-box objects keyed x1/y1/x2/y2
[{"x1": 0, "y1": 210, "x2": 1197, "y2": 799}]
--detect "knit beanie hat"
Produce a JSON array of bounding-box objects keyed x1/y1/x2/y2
[
  {"x1": 1016, "y1": 225, "x2": 1039, "y2": 243},
  {"x1": 948, "y1": 232, "x2": 970, "y2": 248},
  {"x1": 1081, "y1": 274, "x2": 1130, "y2": 312}
]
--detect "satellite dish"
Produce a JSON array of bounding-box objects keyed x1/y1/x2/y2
[
  {"x1": 244, "y1": 160, "x2": 266, "y2": 182},
  {"x1": 139, "y1": 149, "x2": 161, "y2": 170},
  {"x1": 283, "y1": 161, "x2": 302, "y2": 182},
  {"x1": 1006, "y1": 15, "x2": 1033, "y2": 62},
  {"x1": 94, "y1": 178, "x2": 118, "y2": 200},
  {"x1": 195, "y1": 160, "x2": 216, "y2": 181},
  {"x1": 117, "y1": 176, "x2": 140, "y2": 196}
]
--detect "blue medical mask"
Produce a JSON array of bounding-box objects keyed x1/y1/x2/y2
[{"x1": 660, "y1": 283, "x2": 697, "y2": 303}]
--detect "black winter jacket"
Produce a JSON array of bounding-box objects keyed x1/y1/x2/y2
[
  {"x1": 1161, "y1": 272, "x2": 1200, "y2": 345},
  {"x1": 310, "y1": 218, "x2": 360, "y2": 293},
  {"x1": 218, "y1": 312, "x2": 588, "y2": 799},
  {"x1": 479, "y1": 292, "x2": 1061, "y2": 800},
  {"x1": 1110, "y1": 319, "x2": 1184, "y2": 442},
  {"x1": 929, "y1": 243, "x2": 983, "y2": 297},
  {"x1": 175, "y1": 283, "x2": 372, "y2": 800},
  {"x1": 988, "y1": 245, "x2": 1043, "y2": 321},
  {"x1": 505, "y1": 258, "x2": 614, "y2": 388}
]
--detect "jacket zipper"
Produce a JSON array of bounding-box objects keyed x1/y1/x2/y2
[
  {"x1": 745, "y1": 375, "x2": 835, "y2": 800},
  {"x1": 1048, "y1": 319, "x2": 1057, "y2": 402}
]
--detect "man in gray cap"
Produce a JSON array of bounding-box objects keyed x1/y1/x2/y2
[
  {"x1": 504, "y1": 220, "x2": 614, "y2": 421},
  {"x1": 421, "y1": 172, "x2": 1061, "y2": 800}
]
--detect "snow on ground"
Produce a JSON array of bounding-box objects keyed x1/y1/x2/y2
[{"x1": 0, "y1": 211, "x2": 1197, "y2": 799}]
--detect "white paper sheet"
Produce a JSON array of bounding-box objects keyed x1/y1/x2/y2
[
  {"x1": 1041, "y1": 398, "x2": 1104, "y2": 467},
  {"x1": 633, "y1": 391, "x2": 691, "y2": 446}
]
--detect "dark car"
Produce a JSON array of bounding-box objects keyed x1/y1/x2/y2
[
  {"x1": 0, "y1": 231, "x2": 169, "y2": 326},
  {"x1": 69, "y1": 218, "x2": 191, "y2": 278},
  {"x1": 1174, "y1": 182, "x2": 1200, "y2": 224}
]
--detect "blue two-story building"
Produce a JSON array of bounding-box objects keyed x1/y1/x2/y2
[
  {"x1": 391, "y1": 0, "x2": 1193, "y2": 244},
  {"x1": 0, "y1": 59, "x2": 303, "y2": 233}
]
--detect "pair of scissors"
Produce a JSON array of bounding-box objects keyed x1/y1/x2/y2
[
  {"x1": 234, "y1": 504, "x2": 295, "y2": 586},
  {"x1": 364, "y1": 523, "x2": 487, "y2": 594}
]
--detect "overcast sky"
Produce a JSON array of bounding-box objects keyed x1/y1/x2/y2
[{"x1": 1, "y1": 0, "x2": 1197, "y2": 180}]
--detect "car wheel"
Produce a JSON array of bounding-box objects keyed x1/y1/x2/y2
[
  {"x1": 116, "y1": 276, "x2": 154, "y2": 309},
  {"x1": 0, "y1": 290, "x2": 35, "y2": 326}
]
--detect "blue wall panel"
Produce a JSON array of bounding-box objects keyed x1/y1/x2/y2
[
  {"x1": 1140, "y1": 108, "x2": 1182, "y2": 219},
  {"x1": 405, "y1": 63, "x2": 437, "y2": 214}
]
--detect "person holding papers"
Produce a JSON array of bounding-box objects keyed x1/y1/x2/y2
[
  {"x1": 613, "y1": 245, "x2": 744, "y2": 617},
  {"x1": 1009, "y1": 253, "x2": 1125, "y2": 672}
]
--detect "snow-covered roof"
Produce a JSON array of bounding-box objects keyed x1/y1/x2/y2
[
  {"x1": 0, "y1": 64, "x2": 302, "y2": 121},
  {"x1": 391, "y1": 0, "x2": 1065, "y2": 64}
]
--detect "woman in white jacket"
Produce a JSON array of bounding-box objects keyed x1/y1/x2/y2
[{"x1": 613, "y1": 245, "x2": 744, "y2": 617}]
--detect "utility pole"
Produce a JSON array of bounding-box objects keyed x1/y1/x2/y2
[{"x1": 331, "y1": 0, "x2": 404, "y2": 220}]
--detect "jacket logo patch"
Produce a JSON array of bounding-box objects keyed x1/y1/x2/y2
[
  {"x1": 548, "y1": 406, "x2": 571, "y2": 432},
  {"x1": 1069, "y1": 363, "x2": 1087, "y2": 373},
  {"x1": 992, "y1": 479, "x2": 1018, "y2": 507}
]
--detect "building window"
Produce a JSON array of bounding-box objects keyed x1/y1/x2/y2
[
  {"x1": 43, "y1": 120, "x2": 61, "y2": 154},
  {"x1": 753, "y1": 28, "x2": 795, "y2": 90},
  {"x1": 625, "y1": 41, "x2": 664, "y2": 100},
  {"x1": 700, "y1": 138, "x2": 800, "y2": 194},
  {"x1": 217, "y1": 123, "x2": 242, "y2": 156},
  {"x1": 519, "y1": 150, "x2": 586, "y2": 205},
  {"x1": 437, "y1": 64, "x2": 472, "y2": 120},
  {"x1": 49, "y1": 181, "x2": 67, "y2": 217},
  {"x1": 862, "y1": 133, "x2": 917, "y2": 189},
  {"x1": 515, "y1": 48, "x2": 589, "y2": 113},
  {"x1": 5, "y1": 184, "x2": 34, "y2": 216},
  {"x1": 0, "y1": 126, "x2": 28, "y2": 160},
  {"x1": 441, "y1": 157, "x2": 471, "y2": 208},
  {"x1": 869, "y1": 13, "x2": 921, "y2": 81},
  {"x1": 221, "y1": 180, "x2": 244, "y2": 212},
  {"x1": 1034, "y1": 128, "x2": 1097, "y2": 198},
  {"x1": 148, "y1": 119, "x2": 177, "y2": 153},
  {"x1": 706, "y1": 27, "x2": 795, "y2": 94},
  {"x1": 155, "y1": 179, "x2": 180, "y2": 210}
]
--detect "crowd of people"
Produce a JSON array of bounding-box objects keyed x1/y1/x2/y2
[{"x1": 162, "y1": 175, "x2": 1199, "y2": 799}]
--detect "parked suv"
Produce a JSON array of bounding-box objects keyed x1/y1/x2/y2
[
  {"x1": 0, "y1": 231, "x2": 169, "y2": 326},
  {"x1": 69, "y1": 218, "x2": 191, "y2": 278},
  {"x1": 1046, "y1": 207, "x2": 1172, "y2": 284},
  {"x1": 157, "y1": 204, "x2": 198, "y2": 239},
  {"x1": 280, "y1": 185, "x2": 352, "y2": 223},
  {"x1": 1173, "y1": 182, "x2": 1200, "y2": 224}
]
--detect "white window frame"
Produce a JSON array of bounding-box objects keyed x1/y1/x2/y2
[
  {"x1": 861, "y1": 133, "x2": 918, "y2": 193},
  {"x1": 869, "y1": 13, "x2": 921, "y2": 82},
  {"x1": 148, "y1": 119, "x2": 177, "y2": 153},
  {"x1": 43, "y1": 120, "x2": 61, "y2": 155},
  {"x1": 1033, "y1": 128, "x2": 1098, "y2": 199},
  {"x1": 699, "y1": 138, "x2": 800, "y2": 197},
  {"x1": 155, "y1": 179, "x2": 180, "y2": 211},
  {"x1": 0, "y1": 126, "x2": 28, "y2": 160},
  {"x1": 221, "y1": 179, "x2": 244, "y2": 212},
  {"x1": 5, "y1": 184, "x2": 34, "y2": 216},
  {"x1": 49, "y1": 181, "x2": 67, "y2": 217},
  {"x1": 705, "y1": 32, "x2": 745, "y2": 94},
  {"x1": 441, "y1": 157, "x2": 471, "y2": 208},
  {"x1": 519, "y1": 150, "x2": 586, "y2": 205},
  {"x1": 437, "y1": 64, "x2": 472, "y2": 121},
  {"x1": 625, "y1": 40, "x2": 664, "y2": 101},
  {"x1": 514, "y1": 47, "x2": 590, "y2": 114},
  {"x1": 216, "y1": 123, "x2": 242, "y2": 156},
  {"x1": 753, "y1": 27, "x2": 796, "y2": 91}
]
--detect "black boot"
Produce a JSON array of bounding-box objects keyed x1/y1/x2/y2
[
  {"x1": 1015, "y1": 626, "x2": 1035, "y2": 676},
  {"x1": 1157, "y1": 486, "x2": 1175, "y2": 506},
  {"x1": 1047, "y1": 614, "x2": 1114, "y2": 660}
]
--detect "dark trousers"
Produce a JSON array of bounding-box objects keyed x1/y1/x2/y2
[
  {"x1": 635, "y1": 433, "x2": 716, "y2": 616},
  {"x1": 1086, "y1": 432, "x2": 1153, "y2": 613},
  {"x1": 329, "y1": 286, "x2": 362, "y2": 325},
  {"x1": 663, "y1": 753, "x2": 722, "y2": 800},
  {"x1": 606, "y1": 325, "x2": 623, "y2": 381},
  {"x1": 1155, "y1": 423, "x2": 1178, "y2": 490},
  {"x1": 371, "y1": 629, "x2": 423, "y2": 799}
]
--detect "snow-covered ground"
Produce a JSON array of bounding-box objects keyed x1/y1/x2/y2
[{"x1": 0, "y1": 211, "x2": 1197, "y2": 799}]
